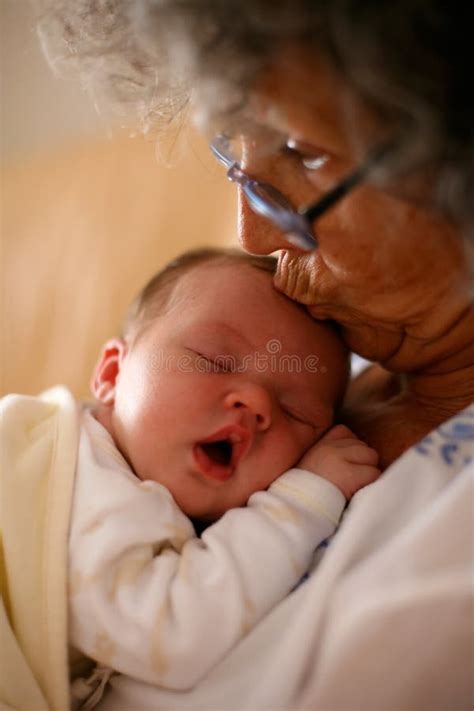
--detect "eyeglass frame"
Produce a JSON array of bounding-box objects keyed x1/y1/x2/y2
[{"x1": 210, "y1": 134, "x2": 397, "y2": 251}]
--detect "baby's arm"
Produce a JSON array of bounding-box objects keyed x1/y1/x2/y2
[
  {"x1": 69, "y1": 465, "x2": 345, "y2": 690},
  {"x1": 298, "y1": 424, "x2": 381, "y2": 500}
]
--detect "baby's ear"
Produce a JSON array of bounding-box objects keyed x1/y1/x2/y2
[{"x1": 90, "y1": 338, "x2": 128, "y2": 405}]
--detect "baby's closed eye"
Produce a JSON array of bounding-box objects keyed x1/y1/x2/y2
[
  {"x1": 280, "y1": 403, "x2": 316, "y2": 429},
  {"x1": 193, "y1": 351, "x2": 236, "y2": 373}
]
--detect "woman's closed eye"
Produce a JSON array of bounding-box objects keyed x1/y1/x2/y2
[{"x1": 285, "y1": 138, "x2": 331, "y2": 171}]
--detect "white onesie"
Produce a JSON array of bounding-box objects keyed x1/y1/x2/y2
[{"x1": 68, "y1": 409, "x2": 345, "y2": 695}]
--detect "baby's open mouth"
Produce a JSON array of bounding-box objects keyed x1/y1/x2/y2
[
  {"x1": 193, "y1": 426, "x2": 252, "y2": 482},
  {"x1": 200, "y1": 440, "x2": 233, "y2": 466}
]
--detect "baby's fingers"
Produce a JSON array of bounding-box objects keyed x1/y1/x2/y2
[
  {"x1": 352, "y1": 464, "x2": 381, "y2": 487},
  {"x1": 319, "y1": 424, "x2": 358, "y2": 443},
  {"x1": 341, "y1": 443, "x2": 379, "y2": 465}
]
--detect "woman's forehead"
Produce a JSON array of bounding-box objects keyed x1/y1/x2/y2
[{"x1": 247, "y1": 44, "x2": 389, "y2": 164}]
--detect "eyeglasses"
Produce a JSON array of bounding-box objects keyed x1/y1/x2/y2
[{"x1": 210, "y1": 134, "x2": 396, "y2": 251}]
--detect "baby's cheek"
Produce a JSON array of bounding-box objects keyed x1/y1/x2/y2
[
  {"x1": 269, "y1": 426, "x2": 309, "y2": 472},
  {"x1": 293, "y1": 428, "x2": 322, "y2": 467}
]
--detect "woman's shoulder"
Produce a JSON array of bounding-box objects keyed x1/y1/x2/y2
[{"x1": 413, "y1": 402, "x2": 474, "y2": 471}]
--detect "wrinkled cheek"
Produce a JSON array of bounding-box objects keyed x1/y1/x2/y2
[
  {"x1": 317, "y1": 223, "x2": 392, "y2": 289},
  {"x1": 339, "y1": 322, "x2": 404, "y2": 363},
  {"x1": 311, "y1": 302, "x2": 404, "y2": 363}
]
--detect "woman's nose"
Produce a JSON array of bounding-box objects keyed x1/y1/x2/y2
[
  {"x1": 237, "y1": 135, "x2": 315, "y2": 256},
  {"x1": 224, "y1": 382, "x2": 272, "y2": 431},
  {"x1": 238, "y1": 190, "x2": 291, "y2": 255}
]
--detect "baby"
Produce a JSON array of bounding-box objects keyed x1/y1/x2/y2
[{"x1": 68, "y1": 248, "x2": 380, "y2": 699}]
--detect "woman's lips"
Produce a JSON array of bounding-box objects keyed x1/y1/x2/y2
[{"x1": 193, "y1": 425, "x2": 252, "y2": 482}]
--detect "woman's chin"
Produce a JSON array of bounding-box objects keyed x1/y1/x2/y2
[{"x1": 305, "y1": 311, "x2": 405, "y2": 367}]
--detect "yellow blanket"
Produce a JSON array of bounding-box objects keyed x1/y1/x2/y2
[{"x1": 0, "y1": 387, "x2": 78, "y2": 711}]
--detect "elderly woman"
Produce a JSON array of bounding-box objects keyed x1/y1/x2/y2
[{"x1": 29, "y1": 1, "x2": 474, "y2": 709}]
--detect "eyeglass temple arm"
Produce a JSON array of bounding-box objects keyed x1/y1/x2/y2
[{"x1": 303, "y1": 142, "x2": 396, "y2": 221}]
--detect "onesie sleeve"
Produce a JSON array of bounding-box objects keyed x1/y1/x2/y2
[{"x1": 69, "y1": 456, "x2": 345, "y2": 690}]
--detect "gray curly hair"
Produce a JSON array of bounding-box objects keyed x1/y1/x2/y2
[{"x1": 36, "y1": 0, "x2": 474, "y2": 229}]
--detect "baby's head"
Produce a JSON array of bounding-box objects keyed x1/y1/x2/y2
[{"x1": 92, "y1": 248, "x2": 349, "y2": 521}]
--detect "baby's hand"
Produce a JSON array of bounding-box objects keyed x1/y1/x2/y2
[{"x1": 297, "y1": 424, "x2": 380, "y2": 500}]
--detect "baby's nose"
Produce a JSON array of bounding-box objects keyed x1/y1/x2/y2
[{"x1": 224, "y1": 383, "x2": 272, "y2": 431}]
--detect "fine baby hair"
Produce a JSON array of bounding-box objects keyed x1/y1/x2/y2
[{"x1": 122, "y1": 247, "x2": 278, "y2": 340}]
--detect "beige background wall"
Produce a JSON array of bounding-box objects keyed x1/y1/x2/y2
[{"x1": 1, "y1": 1, "x2": 237, "y2": 398}]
